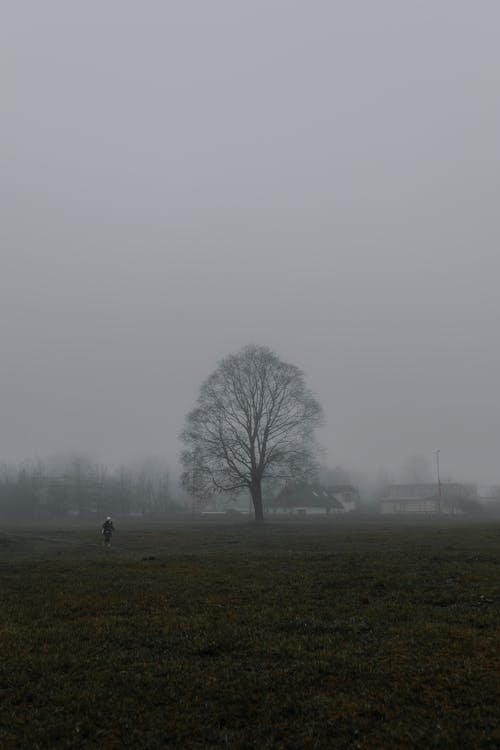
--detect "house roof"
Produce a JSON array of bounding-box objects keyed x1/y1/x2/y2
[{"x1": 272, "y1": 483, "x2": 346, "y2": 509}]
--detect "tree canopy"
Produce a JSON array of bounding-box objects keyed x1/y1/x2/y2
[{"x1": 180, "y1": 345, "x2": 323, "y2": 520}]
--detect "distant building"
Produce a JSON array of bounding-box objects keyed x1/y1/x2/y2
[
  {"x1": 380, "y1": 483, "x2": 477, "y2": 514},
  {"x1": 475, "y1": 491, "x2": 500, "y2": 516},
  {"x1": 270, "y1": 483, "x2": 359, "y2": 515}
]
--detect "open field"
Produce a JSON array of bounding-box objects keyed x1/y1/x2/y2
[{"x1": 1, "y1": 517, "x2": 500, "y2": 749}]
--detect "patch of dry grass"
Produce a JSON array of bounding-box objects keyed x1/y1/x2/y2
[{"x1": 1, "y1": 518, "x2": 500, "y2": 748}]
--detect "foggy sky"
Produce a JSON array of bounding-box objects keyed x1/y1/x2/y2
[{"x1": 2, "y1": 2, "x2": 500, "y2": 484}]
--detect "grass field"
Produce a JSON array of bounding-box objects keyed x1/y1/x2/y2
[{"x1": 1, "y1": 516, "x2": 500, "y2": 749}]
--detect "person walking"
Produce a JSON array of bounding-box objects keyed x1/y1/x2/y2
[{"x1": 102, "y1": 516, "x2": 114, "y2": 548}]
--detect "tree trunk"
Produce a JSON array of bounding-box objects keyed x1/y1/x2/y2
[{"x1": 250, "y1": 481, "x2": 264, "y2": 522}]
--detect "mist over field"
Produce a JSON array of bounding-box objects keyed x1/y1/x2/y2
[{"x1": 2, "y1": 2, "x2": 500, "y2": 487}]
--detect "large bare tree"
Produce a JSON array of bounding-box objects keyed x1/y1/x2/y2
[{"x1": 180, "y1": 345, "x2": 323, "y2": 521}]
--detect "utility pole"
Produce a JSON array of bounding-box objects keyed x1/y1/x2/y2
[{"x1": 435, "y1": 450, "x2": 442, "y2": 513}]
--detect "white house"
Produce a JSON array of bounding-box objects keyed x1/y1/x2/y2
[
  {"x1": 380, "y1": 483, "x2": 477, "y2": 514},
  {"x1": 271, "y1": 483, "x2": 359, "y2": 515}
]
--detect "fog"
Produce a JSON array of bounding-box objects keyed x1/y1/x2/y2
[{"x1": 2, "y1": 2, "x2": 500, "y2": 486}]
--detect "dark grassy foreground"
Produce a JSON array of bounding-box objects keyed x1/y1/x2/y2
[{"x1": 1, "y1": 518, "x2": 500, "y2": 749}]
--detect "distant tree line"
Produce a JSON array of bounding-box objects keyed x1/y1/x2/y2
[{"x1": 0, "y1": 456, "x2": 180, "y2": 520}]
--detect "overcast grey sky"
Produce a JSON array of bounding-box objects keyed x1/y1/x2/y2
[{"x1": 2, "y1": 1, "x2": 500, "y2": 484}]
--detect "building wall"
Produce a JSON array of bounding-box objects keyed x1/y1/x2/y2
[
  {"x1": 381, "y1": 498, "x2": 440, "y2": 514},
  {"x1": 272, "y1": 506, "x2": 330, "y2": 515}
]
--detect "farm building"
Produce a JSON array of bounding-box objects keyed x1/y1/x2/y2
[
  {"x1": 380, "y1": 483, "x2": 477, "y2": 514},
  {"x1": 270, "y1": 483, "x2": 359, "y2": 515}
]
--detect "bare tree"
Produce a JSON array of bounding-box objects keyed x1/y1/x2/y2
[{"x1": 180, "y1": 345, "x2": 323, "y2": 521}]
